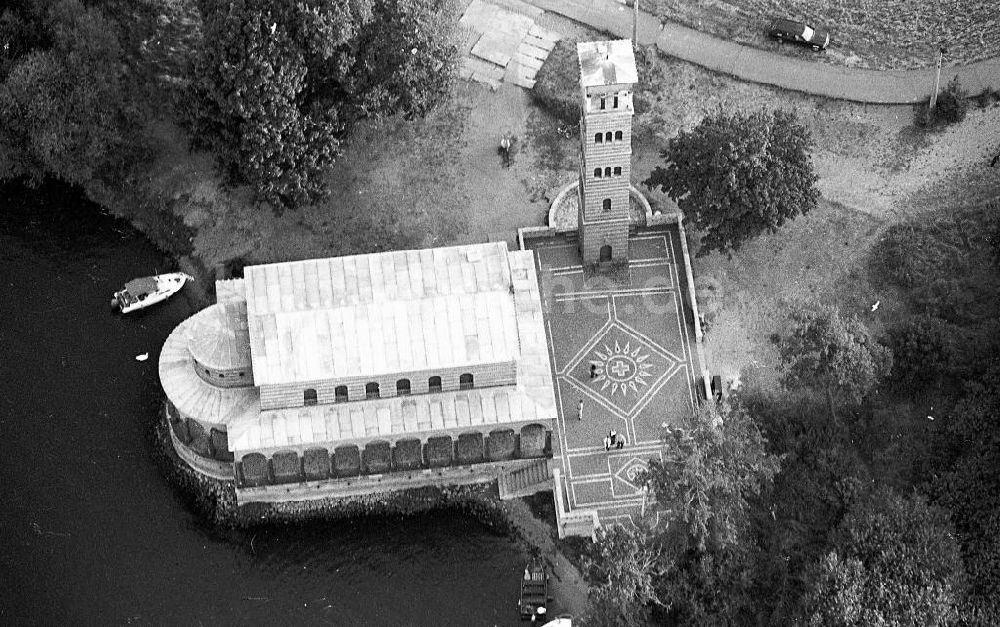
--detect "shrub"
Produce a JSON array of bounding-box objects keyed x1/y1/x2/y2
[
  {"x1": 934, "y1": 76, "x2": 969, "y2": 124},
  {"x1": 530, "y1": 39, "x2": 579, "y2": 124},
  {"x1": 887, "y1": 315, "x2": 956, "y2": 388},
  {"x1": 917, "y1": 76, "x2": 969, "y2": 128},
  {"x1": 871, "y1": 223, "x2": 954, "y2": 289}
]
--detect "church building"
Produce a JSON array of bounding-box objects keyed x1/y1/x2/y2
[{"x1": 159, "y1": 242, "x2": 557, "y2": 502}]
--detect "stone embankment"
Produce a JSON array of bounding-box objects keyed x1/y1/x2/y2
[{"x1": 152, "y1": 410, "x2": 590, "y2": 615}]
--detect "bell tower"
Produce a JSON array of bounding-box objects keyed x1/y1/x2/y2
[{"x1": 576, "y1": 40, "x2": 637, "y2": 264}]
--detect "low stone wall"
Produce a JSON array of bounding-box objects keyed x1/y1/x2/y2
[
  {"x1": 168, "y1": 409, "x2": 234, "y2": 481},
  {"x1": 156, "y1": 407, "x2": 521, "y2": 533}
]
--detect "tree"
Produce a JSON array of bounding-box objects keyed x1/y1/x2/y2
[
  {"x1": 644, "y1": 109, "x2": 819, "y2": 257},
  {"x1": 928, "y1": 383, "x2": 1000, "y2": 624},
  {"x1": 645, "y1": 401, "x2": 781, "y2": 553},
  {"x1": 184, "y1": 0, "x2": 355, "y2": 209},
  {"x1": 583, "y1": 525, "x2": 667, "y2": 626},
  {"x1": 349, "y1": 0, "x2": 461, "y2": 120},
  {"x1": 184, "y1": 0, "x2": 461, "y2": 210},
  {"x1": 0, "y1": 0, "x2": 139, "y2": 186},
  {"x1": 799, "y1": 487, "x2": 965, "y2": 626},
  {"x1": 638, "y1": 401, "x2": 779, "y2": 624},
  {"x1": 886, "y1": 314, "x2": 956, "y2": 389},
  {"x1": 778, "y1": 305, "x2": 892, "y2": 422}
]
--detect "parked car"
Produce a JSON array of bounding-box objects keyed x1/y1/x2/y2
[{"x1": 767, "y1": 18, "x2": 830, "y2": 50}]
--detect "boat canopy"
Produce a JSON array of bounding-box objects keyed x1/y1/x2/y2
[{"x1": 124, "y1": 277, "x2": 158, "y2": 296}]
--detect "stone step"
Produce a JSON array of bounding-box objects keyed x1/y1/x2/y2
[{"x1": 498, "y1": 459, "x2": 552, "y2": 500}]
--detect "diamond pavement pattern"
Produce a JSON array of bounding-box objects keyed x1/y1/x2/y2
[
  {"x1": 531, "y1": 230, "x2": 703, "y2": 532},
  {"x1": 563, "y1": 321, "x2": 684, "y2": 419}
]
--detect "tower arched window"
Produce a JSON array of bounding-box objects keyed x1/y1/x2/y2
[
  {"x1": 365, "y1": 382, "x2": 380, "y2": 399},
  {"x1": 600, "y1": 97, "x2": 606, "y2": 110},
  {"x1": 396, "y1": 379, "x2": 411, "y2": 396},
  {"x1": 613, "y1": 166, "x2": 622, "y2": 176},
  {"x1": 594, "y1": 168, "x2": 602, "y2": 178},
  {"x1": 613, "y1": 96, "x2": 619, "y2": 108},
  {"x1": 335, "y1": 385, "x2": 348, "y2": 403},
  {"x1": 605, "y1": 131, "x2": 612, "y2": 142},
  {"x1": 459, "y1": 373, "x2": 474, "y2": 390},
  {"x1": 604, "y1": 167, "x2": 612, "y2": 177},
  {"x1": 428, "y1": 376, "x2": 442, "y2": 392},
  {"x1": 594, "y1": 133, "x2": 603, "y2": 143},
  {"x1": 304, "y1": 388, "x2": 318, "y2": 406},
  {"x1": 615, "y1": 130, "x2": 623, "y2": 141},
  {"x1": 603, "y1": 198, "x2": 612, "y2": 212}
]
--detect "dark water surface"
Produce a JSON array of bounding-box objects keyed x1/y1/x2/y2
[{"x1": 0, "y1": 182, "x2": 523, "y2": 625}]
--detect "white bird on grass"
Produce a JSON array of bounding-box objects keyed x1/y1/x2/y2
[{"x1": 871, "y1": 300, "x2": 880, "y2": 312}]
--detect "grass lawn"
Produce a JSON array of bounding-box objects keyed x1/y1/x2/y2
[{"x1": 648, "y1": 0, "x2": 1000, "y2": 69}]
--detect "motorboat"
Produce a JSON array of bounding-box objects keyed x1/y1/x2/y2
[
  {"x1": 519, "y1": 557, "x2": 550, "y2": 623},
  {"x1": 112, "y1": 272, "x2": 192, "y2": 313}
]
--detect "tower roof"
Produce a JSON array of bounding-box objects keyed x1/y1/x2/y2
[{"x1": 577, "y1": 40, "x2": 637, "y2": 88}]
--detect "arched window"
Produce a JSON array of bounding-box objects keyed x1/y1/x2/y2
[
  {"x1": 594, "y1": 168, "x2": 602, "y2": 178},
  {"x1": 605, "y1": 131, "x2": 612, "y2": 142},
  {"x1": 304, "y1": 388, "x2": 318, "y2": 406},
  {"x1": 459, "y1": 373, "x2": 474, "y2": 390},
  {"x1": 396, "y1": 379, "x2": 411, "y2": 396},
  {"x1": 604, "y1": 167, "x2": 612, "y2": 177},
  {"x1": 365, "y1": 382, "x2": 380, "y2": 399},
  {"x1": 600, "y1": 97, "x2": 606, "y2": 110},
  {"x1": 613, "y1": 96, "x2": 619, "y2": 108},
  {"x1": 603, "y1": 198, "x2": 612, "y2": 212},
  {"x1": 615, "y1": 130, "x2": 623, "y2": 141},
  {"x1": 613, "y1": 166, "x2": 622, "y2": 176},
  {"x1": 428, "y1": 376, "x2": 442, "y2": 392},
  {"x1": 335, "y1": 385, "x2": 348, "y2": 403},
  {"x1": 594, "y1": 133, "x2": 603, "y2": 143}
]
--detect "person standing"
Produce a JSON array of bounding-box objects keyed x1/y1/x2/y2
[
  {"x1": 589, "y1": 364, "x2": 598, "y2": 379},
  {"x1": 577, "y1": 399, "x2": 584, "y2": 421}
]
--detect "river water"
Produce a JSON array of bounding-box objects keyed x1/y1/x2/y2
[{"x1": 0, "y1": 182, "x2": 524, "y2": 625}]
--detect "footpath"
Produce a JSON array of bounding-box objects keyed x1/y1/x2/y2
[{"x1": 525, "y1": 0, "x2": 1000, "y2": 104}]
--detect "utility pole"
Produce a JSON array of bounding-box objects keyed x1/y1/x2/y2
[
  {"x1": 929, "y1": 47, "x2": 946, "y2": 113},
  {"x1": 633, "y1": 0, "x2": 638, "y2": 46}
]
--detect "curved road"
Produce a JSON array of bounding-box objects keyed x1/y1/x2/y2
[{"x1": 525, "y1": 0, "x2": 1000, "y2": 104}]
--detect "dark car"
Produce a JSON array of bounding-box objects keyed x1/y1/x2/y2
[{"x1": 767, "y1": 18, "x2": 830, "y2": 50}]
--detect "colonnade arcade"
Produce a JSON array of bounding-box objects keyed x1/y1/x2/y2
[{"x1": 235, "y1": 422, "x2": 551, "y2": 488}]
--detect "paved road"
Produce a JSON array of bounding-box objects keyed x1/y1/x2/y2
[{"x1": 525, "y1": 0, "x2": 1000, "y2": 104}]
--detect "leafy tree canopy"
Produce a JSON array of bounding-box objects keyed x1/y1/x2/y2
[
  {"x1": 644, "y1": 109, "x2": 819, "y2": 257},
  {"x1": 886, "y1": 314, "x2": 957, "y2": 390},
  {"x1": 645, "y1": 401, "x2": 781, "y2": 553},
  {"x1": 583, "y1": 525, "x2": 667, "y2": 626},
  {"x1": 0, "y1": 0, "x2": 139, "y2": 186},
  {"x1": 184, "y1": 0, "x2": 460, "y2": 209},
  {"x1": 927, "y1": 382, "x2": 1000, "y2": 624},
  {"x1": 779, "y1": 304, "x2": 892, "y2": 421},
  {"x1": 799, "y1": 486, "x2": 965, "y2": 626}
]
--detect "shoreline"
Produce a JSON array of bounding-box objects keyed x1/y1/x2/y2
[{"x1": 150, "y1": 410, "x2": 591, "y2": 617}]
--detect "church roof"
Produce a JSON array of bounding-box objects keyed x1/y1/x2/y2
[
  {"x1": 243, "y1": 243, "x2": 520, "y2": 386},
  {"x1": 227, "y1": 250, "x2": 556, "y2": 453},
  {"x1": 577, "y1": 40, "x2": 638, "y2": 88}
]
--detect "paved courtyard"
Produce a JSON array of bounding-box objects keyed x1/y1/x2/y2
[{"x1": 529, "y1": 227, "x2": 702, "y2": 529}]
